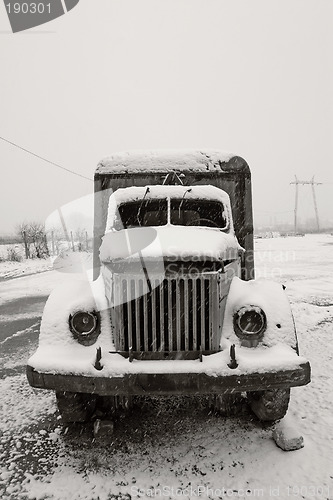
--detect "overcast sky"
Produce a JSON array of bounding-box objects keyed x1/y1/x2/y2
[{"x1": 0, "y1": 0, "x2": 332, "y2": 233}]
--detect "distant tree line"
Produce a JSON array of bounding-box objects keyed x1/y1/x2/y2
[
  {"x1": 0, "y1": 223, "x2": 92, "y2": 263},
  {"x1": 0, "y1": 235, "x2": 21, "y2": 245}
]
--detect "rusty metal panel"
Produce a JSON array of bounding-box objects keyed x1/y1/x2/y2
[
  {"x1": 134, "y1": 279, "x2": 141, "y2": 351},
  {"x1": 143, "y1": 285, "x2": 149, "y2": 351},
  {"x1": 208, "y1": 276, "x2": 214, "y2": 349},
  {"x1": 200, "y1": 278, "x2": 205, "y2": 351},
  {"x1": 212, "y1": 275, "x2": 220, "y2": 350},
  {"x1": 27, "y1": 363, "x2": 311, "y2": 396},
  {"x1": 151, "y1": 280, "x2": 157, "y2": 351},
  {"x1": 113, "y1": 274, "x2": 121, "y2": 350},
  {"x1": 113, "y1": 272, "x2": 222, "y2": 355},
  {"x1": 167, "y1": 279, "x2": 172, "y2": 352},
  {"x1": 184, "y1": 279, "x2": 189, "y2": 351},
  {"x1": 176, "y1": 278, "x2": 181, "y2": 351},
  {"x1": 159, "y1": 280, "x2": 165, "y2": 351},
  {"x1": 192, "y1": 278, "x2": 197, "y2": 350},
  {"x1": 119, "y1": 279, "x2": 126, "y2": 351},
  {"x1": 125, "y1": 278, "x2": 133, "y2": 350}
]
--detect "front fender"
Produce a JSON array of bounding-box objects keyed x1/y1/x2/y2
[
  {"x1": 221, "y1": 277, "x2": 298, "y2": 350},
  {"x1": 37, "y1": 276, "x2": 113, "y2": 351}
]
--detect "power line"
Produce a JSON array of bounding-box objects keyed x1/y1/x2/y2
[{"x1": 0, "y1": 135, "x2": 92, "y2": 181}]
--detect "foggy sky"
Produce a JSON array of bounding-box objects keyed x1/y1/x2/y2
[{"x1": 0, "y1": 0, "x2": 332, "y2": 233}]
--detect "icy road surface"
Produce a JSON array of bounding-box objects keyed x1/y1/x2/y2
[{"x1": 0, "y1": 234, "x2": 332, "y2": 500}]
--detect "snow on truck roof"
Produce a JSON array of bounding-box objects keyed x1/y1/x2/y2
[
  {"x1": 110, "y1": 185, "x2": 231, "y2": 205},
  {"x1": 96, "y1": 150, "x2": 242, "y2": 174}
]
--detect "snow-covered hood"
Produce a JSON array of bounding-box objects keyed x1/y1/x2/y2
[{"x1": 100, "y1": 226, "x2": 243, "y2": 262}]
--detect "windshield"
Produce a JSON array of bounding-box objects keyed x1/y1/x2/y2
[
  {"x1": 170, "y1": 199, "x2": 227, "y2": 228},
  {"x1": 113, "y1": 198, "x2": 227, "y2": 230},
  {"x1": 116, "y1": 199, "x2": 168, "y2": 229}
]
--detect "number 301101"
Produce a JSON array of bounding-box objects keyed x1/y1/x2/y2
[{"x1": 6, "y1": 3, "x2": 51, "y2": 14}]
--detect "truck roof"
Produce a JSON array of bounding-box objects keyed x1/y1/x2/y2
[{"x1": 96, "y1": 150, "x2": 248, "y2": 175}]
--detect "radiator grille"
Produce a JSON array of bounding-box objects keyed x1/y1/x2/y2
[{"x1": 112, "y1": 274, "x2": 220, "y2": 353}]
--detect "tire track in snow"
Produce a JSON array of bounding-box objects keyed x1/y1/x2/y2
[{"x1": 0, "y1": 321, "x2": 40, "y2": 347}]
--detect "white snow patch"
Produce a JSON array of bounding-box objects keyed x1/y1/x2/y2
[
  {"x1": 273, "y1": 414, "x2": 304, "y2": 451},
  {"x1": 0, "y1": 269, "x2": 67, "y2": 307},
  {"x1": 0, "y1": 375, "x2": 56, "y2": 433},
  {"x1": 0, "y1": 256, "x2": 51, "y2": 280},
  {"x1": 97, "y1": 149, "x2": 236, "y2": 174},
  {"x1": 29, "y1": 341, "x2": 305, "y2": 378},
  {"x1": 107, "y1": 183, "x2": 232, "y2": 207},
  {"x1": 100, "y1": 225, "x2": 241, "y2": 262}
]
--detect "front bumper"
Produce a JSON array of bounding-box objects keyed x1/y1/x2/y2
[{"x1": 27, "y1": 361, "x2": 311, "y2": 396}]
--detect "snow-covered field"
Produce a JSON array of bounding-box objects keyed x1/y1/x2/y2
[
  {"x1": 0, "y1": 234, "x2": 332, "y2": 500},
  {"x1": 0, "y1": 244, "x2": 51, "y2": 281}
]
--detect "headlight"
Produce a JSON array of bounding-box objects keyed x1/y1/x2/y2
[
  {"x1": 69, "y1": 311, "x2": 100, "y2": 346},
  {"x1": 233, "y1": 306, "x2": 267, "y2": 347}
]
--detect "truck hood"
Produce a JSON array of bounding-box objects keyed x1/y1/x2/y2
[{"x1": 100, "y1": 226, "x2": 243, "y2": 263}]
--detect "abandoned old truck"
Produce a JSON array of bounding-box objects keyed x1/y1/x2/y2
[{"x1": 27, "y1": 150, "x2": 310, "y2": 423}]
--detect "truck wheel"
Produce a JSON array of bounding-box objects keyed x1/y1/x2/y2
[
  {"x1": 248, "y1": 388, "x2": 290, "y2": 422},
  {"x1": 55, "y1": 391, "x2": 97, "y2": 423},
  {"x1": 209, "y1": 393, "x2": 244, "y2": 416}
]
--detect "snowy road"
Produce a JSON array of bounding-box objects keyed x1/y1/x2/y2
[
  {"x1": 0, "y1": 270, "x2": 64, "y2": 379},
  {"x1": 0, "y1": 235, "x2": 332, "y2": 500}
]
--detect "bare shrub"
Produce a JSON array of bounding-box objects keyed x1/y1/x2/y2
[
  {"x1": 17, "y1": 221, "x2": 49, "y2": 259},
  {"x1": 7, "y1": 246, "x2": 23, "y2": 262},
  {"x1": 74, "y1": 227, "x2": 87, "y2": 252}
]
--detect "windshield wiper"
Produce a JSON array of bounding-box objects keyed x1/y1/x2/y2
[
  {"x1": 137, "y1": 187, "x2": 150, "y2": 226},
  {"x1": 178, "y1": 188, "x2": 192, "y2": 219}
]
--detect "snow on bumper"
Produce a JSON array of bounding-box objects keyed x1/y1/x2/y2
[{"x1": 27, "y1": 344, "x2": 310, "y2": 396}]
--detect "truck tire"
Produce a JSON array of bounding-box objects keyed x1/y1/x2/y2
[
  {"x1": 248, "y1": 388, "x2": 290, "y2": 422},
  {"x1": 55, "y1": 391, "x2": 97, "y2": 423}
]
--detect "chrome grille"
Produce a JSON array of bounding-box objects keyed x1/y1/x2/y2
[{"x1": 112, "y1": 274, "x2": 220, "y2": 353}]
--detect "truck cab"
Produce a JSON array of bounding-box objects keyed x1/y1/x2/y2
[
  {"x1": 27, "y1": 150, "x2": 310, "y2": 423},
  {"x1": 99, "y1": 183, "x2": 243, "y2": 358}
]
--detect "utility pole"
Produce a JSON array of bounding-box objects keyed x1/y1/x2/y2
[
  {"x1": 292, "y1": 175, "x2": 299, "y2": 235},
  {"x1": 311, "y1": 176, "x2": 320, "y2": 231},
  {"x1": 290, "y1": 176, "x2": 322, "y2": 233}
]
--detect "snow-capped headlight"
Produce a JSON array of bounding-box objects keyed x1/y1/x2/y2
[
  {"x1": 69, "y1": 311, "x2": 100, "y2": 346},
  {"x1": 233, "y1": 306, "x2": 267, "y2": 347}
]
